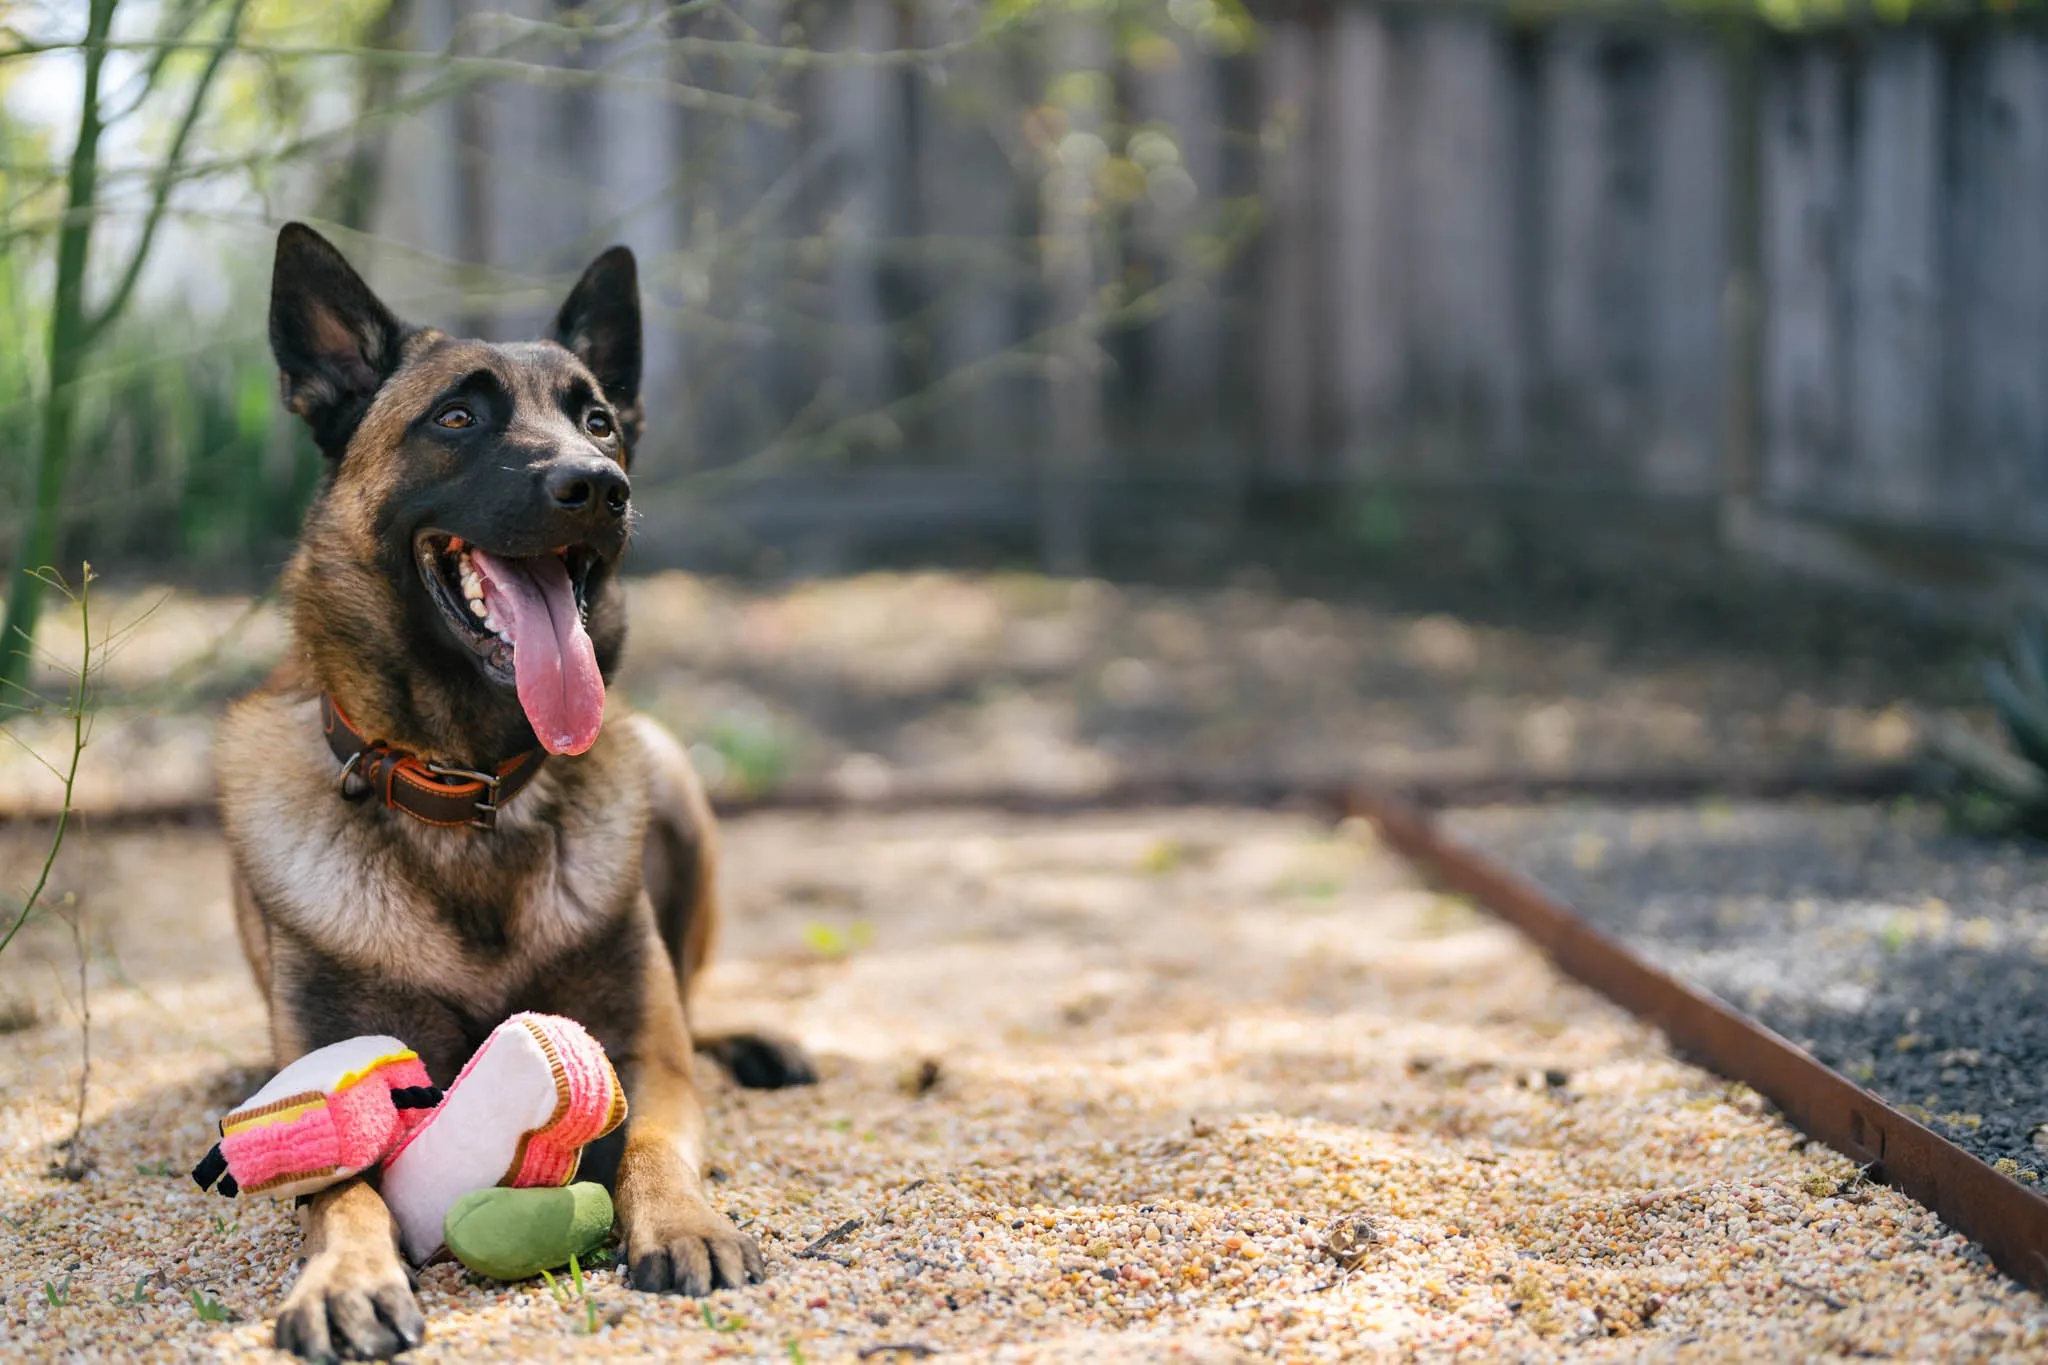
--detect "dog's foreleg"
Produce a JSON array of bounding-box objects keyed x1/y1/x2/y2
[
  {"x1": 614, "y1": 916, "x2": 767, "y2": 1295},
  {"x1": 272, "y1": 1176, "x2": 424, "y2": 1360}
]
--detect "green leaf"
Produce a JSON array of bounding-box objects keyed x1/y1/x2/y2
[
  {"x1": 1921, "y1": 710, "x2": 2047, "y2": 805},
  {"x1": 1984, "y1": 662, "x2": 2048, "y2": 775},
  {"x1": 2013, "y1": 618, "x2": 2048, "y2": 699}
]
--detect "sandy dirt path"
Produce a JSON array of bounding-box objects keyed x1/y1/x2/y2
[{"x1": 1, "y1": 809, "x2": 2041, "y2": 1361}]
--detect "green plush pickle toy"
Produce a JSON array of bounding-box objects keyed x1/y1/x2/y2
[{"x1": 443, "y1": 1182, "x2": 616, "y2": 1282}]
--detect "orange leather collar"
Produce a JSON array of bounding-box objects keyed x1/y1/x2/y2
[{"x1": 321, "y1": 693, "x2": 545, "y2": 831}]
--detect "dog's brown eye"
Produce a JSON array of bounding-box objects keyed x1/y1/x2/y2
[
  {"x1": 584, "y1": 410, "x2": 614, "y2": 439},
  {"x1": 435, "y1": 404, "x2": 475, "y2": 430}
]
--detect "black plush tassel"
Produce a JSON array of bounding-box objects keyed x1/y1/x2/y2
[{"x1": 191, "y1": 1143, "x2": 231, "y2": 1196}]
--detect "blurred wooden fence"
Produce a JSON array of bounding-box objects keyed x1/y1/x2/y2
[{"x1": 354, "y1": 1, "x2": 2048, "y2": 598}]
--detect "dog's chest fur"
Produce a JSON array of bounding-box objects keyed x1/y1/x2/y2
[{"x1": 217, "y1": 689, "x2": 650, "y2": 1016}]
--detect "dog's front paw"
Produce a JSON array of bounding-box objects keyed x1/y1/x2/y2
[
  {"x1": 625, "y1": 1198, "x2": 767, "y2": 1296},
  {"x1": 273, "y1": 1245, "x2": 424, "y2": 1361}
]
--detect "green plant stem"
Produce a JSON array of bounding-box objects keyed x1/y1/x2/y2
[
  {"x1": 0, "y1": 0, "x2": 114, "y2": 710},
  {"x1": 0, "y1": 569, "x2": 90, "y2": 960}
]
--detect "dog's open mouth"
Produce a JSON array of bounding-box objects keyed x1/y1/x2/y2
[{"x1": 415, "y1": 534, "x2": 606, "y2": 755}]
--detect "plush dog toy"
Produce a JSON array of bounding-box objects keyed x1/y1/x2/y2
[{"x1": 194, "y1": 1013, "x2": 627, "y2": 1279}]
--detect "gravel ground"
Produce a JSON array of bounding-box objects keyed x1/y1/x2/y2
[
  {"x1": 0, "y1": 568, "x2": 1951, "y2": 817},
  {"x1": 4, "y1": 809, "x2": 2044, "y2": 1360},
  {"x1": 1446, "y1": 801, "x2": 2048, "y2": 1182}
]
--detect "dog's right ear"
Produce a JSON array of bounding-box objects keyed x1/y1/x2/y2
[{"x1": 269, "y1": 222, "x2": 409, "y2": 458}]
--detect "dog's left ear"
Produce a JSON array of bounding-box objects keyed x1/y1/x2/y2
[{"x1": 554, "y1": 246, "x2": 643, "y2": 451}]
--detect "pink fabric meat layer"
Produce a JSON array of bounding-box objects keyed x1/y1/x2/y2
[{"x1": 511, "y1": 1014, "x2": 630, "y2": 1187}]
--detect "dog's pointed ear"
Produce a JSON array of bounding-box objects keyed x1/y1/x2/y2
[
  {"x1": 554, "y1": 246, "x2": 643, "y2": 449},
  {"x1": 269, "y1": 222, "x2": 409, "y2": 458}
]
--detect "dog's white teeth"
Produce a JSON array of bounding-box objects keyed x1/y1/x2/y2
[{"x1": 469, "y1": 598, "x2": 487, "y2": 618}]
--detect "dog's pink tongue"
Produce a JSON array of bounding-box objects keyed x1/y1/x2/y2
[{"x1": 469, "y1": 549, "x2": 604, "y2": 755}]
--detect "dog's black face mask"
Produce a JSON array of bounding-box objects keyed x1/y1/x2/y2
[{"x1": 269, "y1": 223, "x2": 644, "y2": 758}]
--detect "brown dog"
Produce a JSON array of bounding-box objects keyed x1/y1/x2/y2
[{"x1": 216, "y1": 223, "x2": 811, "y2": 1360}]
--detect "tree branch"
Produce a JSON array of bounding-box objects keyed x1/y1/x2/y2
[
  {"x1": 79, "y1": 0, "x2": 249, "y2": 349},
  {"x1": 99, "y1": 0, "x2": 212, "y2": 126}
]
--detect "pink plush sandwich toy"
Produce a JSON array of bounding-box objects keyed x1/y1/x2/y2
[{"x1": 194, "y1": 1013, "x2": 627, "y2": 1268}]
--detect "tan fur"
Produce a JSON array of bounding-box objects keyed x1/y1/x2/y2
[
  {"x1": 630, "y1": 713, "x2": 720, "y2": 989},
  {"x1": 272, "y1": 1178, "x2": 421, "y2": 1359}
]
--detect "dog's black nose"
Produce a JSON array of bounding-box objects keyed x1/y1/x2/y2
[{"x1": 546, "y1": 459, "x2": 630, "y2": 519}]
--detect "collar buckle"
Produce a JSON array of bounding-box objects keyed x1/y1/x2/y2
[{"x1": 424, "y1": 760, "x2": 505, "y2": 830}]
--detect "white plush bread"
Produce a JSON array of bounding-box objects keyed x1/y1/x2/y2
[{"x1": 378, "y1": 1013, "x2": 624, "y2": 1265}]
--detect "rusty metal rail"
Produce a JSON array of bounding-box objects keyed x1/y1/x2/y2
[{"x1": 1347, "y1": 789, "x2": 2048, "y2": 1300}]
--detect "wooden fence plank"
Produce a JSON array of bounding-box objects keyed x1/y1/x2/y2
[
  {"x1": 1040, "y1": 15, "x2": 1109, "y2": 572},
  {"x1": 820, "y1": 0, "x2": 907, "y2": 425},
  {"x1": 1257, "y1": 16, "x2": 1324, "y2": 483},
  {"x1": 914, "y1": 0, "x2": 1028, "y2": 472},
  {"x1": 1648, "y1": 28, "x2": 1727, "y2": 497},
  {"x1": 1760, "y1": 40, "x2": 1848, "y2": 514},
  {"x1": 1327, "y1": 4, "x2": 1402, "y2": 480},
  {"x1": 1946, "y1": 29, "x2": 2048, "y2": 544},
  {"x1": 1405, "y1": 12, "x2": 1525, "y2": 476},
  {"x1": 1130, "y1": 36, "x2": 1232, "y2": 485},
  {"x1": 1845, "y1": 30, "x2": 1941, "y2": 526}
]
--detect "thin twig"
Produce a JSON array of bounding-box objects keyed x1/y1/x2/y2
[
  {"x1": 56, "y1": 886, "x2": 92, "y2": 1179},
  {"x1": 0, "y1": 566, "x2": 92, "y2": 961},
  {"x1": 796, "y1": 1217, "x2": 863, "y2": 1264},
  {"x1": 1782, "y1": 1277, "x2": 1849, "y2": 1312}
]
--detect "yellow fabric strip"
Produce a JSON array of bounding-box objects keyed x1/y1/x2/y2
[
  {"x1": 219, "y1": 1048, "x2": 418, "y2": 1136},
  {"x1": 332, "y1": 1048, "x2": 420, "y2": 1094},
  {"x1": 222, "y1": 1095, "x2": 325, "y2": 1135}
]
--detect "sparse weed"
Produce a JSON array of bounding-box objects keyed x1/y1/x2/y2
[
  {"x1": 701, "y1": 1302, "x2": 746, "y2": 1332},
  {"x1": 801, "y1": 920, "x2": 874, "y2": 961}
]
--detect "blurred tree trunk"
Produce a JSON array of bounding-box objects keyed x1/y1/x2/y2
[{"x1": 0, "y1": 0, "x2": 116, "y2": 710}]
